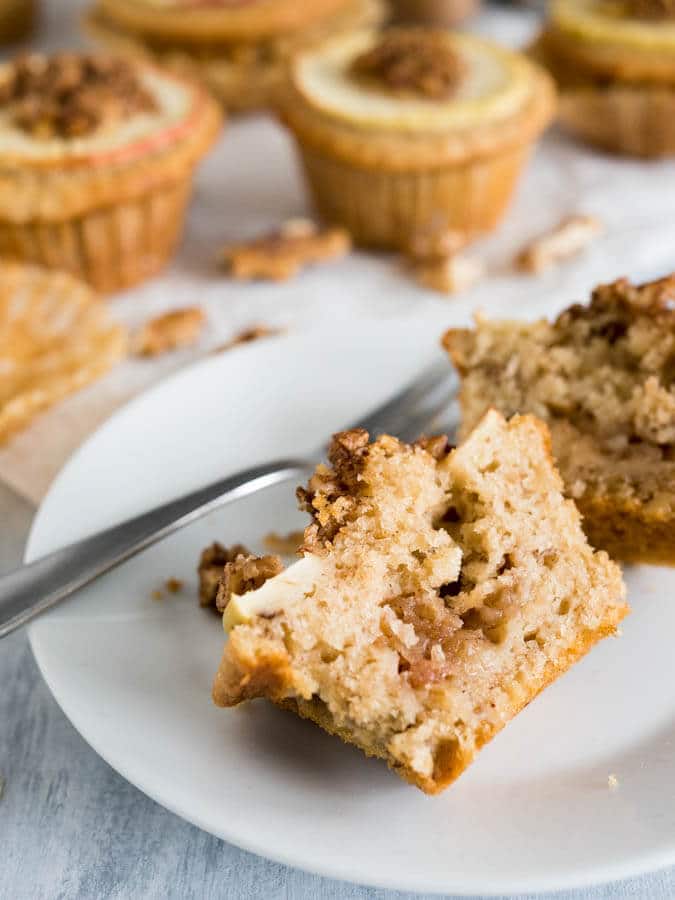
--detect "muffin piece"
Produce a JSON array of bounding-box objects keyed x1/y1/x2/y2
[
  {"x1": 0, "y1": 52, "x2": 221, "y2": 292},
  {"x1": 534, "y1": 0, "x2": 675, "y2": 156},
  {"x1": 277, "y1": 28, "x2": 555, "y2": 250},
  {"x1": 85, "y1": 0, "x2": 384, "y2": 115},
  {"x1": 213, "y1": 412, "x2": 627, "y2": 793},
  {"x1": 444, "y1": 275, "x2": 675, "y2": 564}
]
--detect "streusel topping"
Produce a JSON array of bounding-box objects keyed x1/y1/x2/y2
[
  {"x1": 0, "y1": 54, "x2": 158, "y2": 139},
  {"x1": 350, "y1": 30, "x2": 466, "y2": 99}
]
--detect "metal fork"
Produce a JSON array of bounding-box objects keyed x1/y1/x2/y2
[{"x1": 0, "y1": 360, "x2": 458, "y2": 638}]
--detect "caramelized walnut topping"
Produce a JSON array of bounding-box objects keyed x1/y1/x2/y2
[
  {"x1": 350, "y1": 29, "x2": 466, "y2": 100},
  {"x1": 198, "y1": 542, "x2": 251, "y2": 608},
  {"x1": 0, "y1": 53, "x2": 157, "y2": 139},
  {"x1": 216, "y1": 553, "x2": 283, "y2": 613},
  {"x1": 297, "y1": 429, "x2": 371, "y2": 552},
  {"x1": 415, "y1": 434, "x2": 452, "y2": 459},
  {"x1": 628, "y1": 0, "x2": 675, "y2": 18},
  {"x1": 221, "y1": 219, "x2": 351, "y2": 282}
]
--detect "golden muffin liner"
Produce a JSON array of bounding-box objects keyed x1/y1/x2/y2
[
  {"x1": 279, "y1": 69, "x2": 555, "y2": 249},
  {"x1": 0, "y1": 83, "x2": 221, "y2": 292},
  {"x1": 84, "y1": 0, "x2": 384, "y2": 114},
  {"x1": 297, "y1": 143, "x2": 532, "y2": 249},
  {"x1": 0, "y1": 261, "x2": 127, "y2": 444},
  {"x1": 533, "y1": 31, "x2": 675, "y2": 158},
  {"x1": 0, "y1": 0, "x2": 36, "y2": 44}
]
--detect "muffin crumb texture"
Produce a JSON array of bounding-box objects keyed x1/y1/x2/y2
[
  {"x1": 444, "y1": 275, "x2": 675, "y2": 562},
  {"x1": 213, "y1": 411, "x2": 627, "y2": 792},
  {"x1": 198, "y1": 542, "x2": 252, "y2": 609}
]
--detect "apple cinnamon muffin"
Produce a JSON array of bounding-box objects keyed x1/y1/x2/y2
[
  {"x1": 534, "y1": 0, "x2": 675, "y2": 156},
  {"x1": 444, "y1": 275, "x2": 675, "y2": 564},
  {"x1": 212, "y1": 411, "x2": 627, "y2": 793},
  {"x1": 0, "y1": 52, "x2": 221, "y2": 292},
  {"x1": 276, "y1": 28, "x2": 555, "y2": 249},
  {"x1": 85, "y1": 0, "x2": 384, "y2": 114}
]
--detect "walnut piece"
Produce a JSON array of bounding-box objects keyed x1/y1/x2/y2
[
  {"x1": 516, "y1": 215, "x2": 604, "y2": 274},
  {"x1": 350, "y1": 30, "x2": 466, "y2": 100},
  {"x1": 413, "y1": 253, "x2": 484, "y2": 295},
  {"x1": 198, "y1": 542, "x2": 252, "y2": 608},
  {"x1": 216, "y1": 553, "x2": 283, "y2": 613},
  {"x1": 134, "y1": 307, "x2": 205, "y2": 357},
  {"x1": 222, "y1": 219, "x2": 351, "y2": 282},
  {"x1": 0, "y1": 53, "x2": 157, "y2": 140},
  {"x1": 212, "y1": 324, "x2": 282, "y2": 354}
]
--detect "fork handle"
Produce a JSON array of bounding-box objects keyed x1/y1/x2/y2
[{"x1": 0, "y1": 458, "x2": 310, "y2": 639}]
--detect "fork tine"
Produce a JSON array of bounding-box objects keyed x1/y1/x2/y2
[{"x1": 340, "y1": 360, "x2": 458, "y2": 442}]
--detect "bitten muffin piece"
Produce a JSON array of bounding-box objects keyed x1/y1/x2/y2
[
  {"x1": 444, "y1": 275, "x2": 675, "y2": 564},
  {"x1": 212, "y1": 411, "x2": 627, "y2": 793}
]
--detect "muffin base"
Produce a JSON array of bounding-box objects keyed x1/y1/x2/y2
[
  {"x1": 297, "y1": 142, "x2": 531, "y2": 249},
  {"x1": 533, "y1": 31, "x2": 675, "y2": 157},
  {"x1": 0, "y1": 179, "x2": 192, "y2": 293},
  {"x1": 0, "y1": 0, "x2": 35, "y2": 44},
  {"x1": 84, "y1": 0, "x2": 384, "y2": 114}
]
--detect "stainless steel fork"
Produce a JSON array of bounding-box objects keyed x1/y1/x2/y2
[{"x1": 0, "y1": 360, "x2": 458, "y2": 638}]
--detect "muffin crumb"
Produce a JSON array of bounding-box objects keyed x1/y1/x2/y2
[
  {"x1": 217, "y1": 553, "x2": 284, "y2": 613},
  {"x1": 166, "y1": 577, "x2": 183, "y2": 594},
  {"x1": 221, "y1": 221, "x2": 351, "y2": 281},
  {"x1": 263, "y1": 530, "x2": 305, "y2": 555},
  {"x1": 134, "y1": 307, "x2": 205, "y2": 357},
  {"x1": 516, "y1": 215, "x2": 604, "y2": 274},
  {"x1": 198, "y1": 542, "x2": 252, "y2": 609}
]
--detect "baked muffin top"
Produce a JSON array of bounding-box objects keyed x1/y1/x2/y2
[
  {"x1": 290, "y1": 29, "x2": 545, "y2": 133},
  {"x1": 0, "y1": 52, "x2": 205, "y2": 165},
  {"x1": 550, "y1": 0, "x2": 675, "y2": 52}
]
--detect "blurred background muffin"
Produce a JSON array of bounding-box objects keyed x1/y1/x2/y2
[
  {"x1": 277, "y1": 27, "x2": 555, "y2": 249},
  {"x1": 0, "y1": 0, "x2": 35, "y2": 44},
  {"x1": 390, "y1": 0, "x2": 480, "y2": 27},
  {"x1": 534, "y1": 0, "x2": 675, "y2": 157},
  {"x1": 0, "y1": 52, "x2": 221, "y2": 292},
  {"x1": 84, "y1": 0, "x2": 385, "y2": 114}
]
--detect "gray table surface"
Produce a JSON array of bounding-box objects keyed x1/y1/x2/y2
[{"x1": 2, "y1": 493, "x2": 675, "y2": 900}]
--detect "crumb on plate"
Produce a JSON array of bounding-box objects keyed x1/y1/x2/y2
[
  {"x1": 134, "y1": 307, "x2": 205, "y2": 357},
  {"x1": 516, "y1": 215, "x2": 604, "y2": 274}
]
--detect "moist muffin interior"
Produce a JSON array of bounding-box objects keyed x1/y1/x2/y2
[{"x1": 213, "y1": 411, "x2": 627, "y2": 792}]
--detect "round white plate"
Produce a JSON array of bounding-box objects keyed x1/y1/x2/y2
[{"x1": 27, "y1": 323, "x2": 675, "y2": 896}]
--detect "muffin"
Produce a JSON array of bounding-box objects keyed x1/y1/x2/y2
[
  {"x1": 276, "y1": 29, "x2": 555, "y2": 249},
  {"x1": 213, "y1": 414, "x2": 627, "y2": 793},
  {"x1": 444, "y1": 274, "x2": 675, "y2": 564},
  {"x1": 85, "y1": 0, "x2": 384, "y2": 114},
  {"x1": 535, "y1": 0, "x2": 675, "y2": 156},
  {"x1": 0, "y1": 0, "x2": 35, "y2": 45},
  {"x1": 0, "y1": 52, "x2": 221, "y2": 292},
  {"x1": 390, "y1": 0, "x2": 479, "y2": 27}
]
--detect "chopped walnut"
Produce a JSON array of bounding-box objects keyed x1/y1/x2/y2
[
  {"x1": 0, "y1": 53, "x2": 157, "y2": 140},
  {"x1": 263, "y1": 530, "x2": 305, "y2": 555},
  {"x1": 212, "y1": 324, "x2": 283, "y2": 354},
  {"x1": 516, "y1": 215, "x2": 604, "y2": 275},
  {"x1": 198, "y1": 542, "x2": 251, "y2": 608},
  {"x1": 221, "y1": 220, "x2": 351, "y2": 282},
  {"x1": 413, "y1": 253, "x2": 484, "y2": 295},
  {"x1": 415, "y1": 434, "x2": 453, "y2": 459},
  {"x1": 216, "y1": 553, "x2": 283, "y2": 613},
  {"x1": 406, "y1": 223, "x2": 470, "y2": 262},
  {"x1": 350, "y1": 29, "x2": 466, "y2": 100},
  {"x1": 134, "y1": 307, "x2": 205, "y2": 357}
]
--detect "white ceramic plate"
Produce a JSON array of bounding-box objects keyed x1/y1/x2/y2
[{"x1": 27, "y1": 323, "x2": 675, "y2": 896}]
